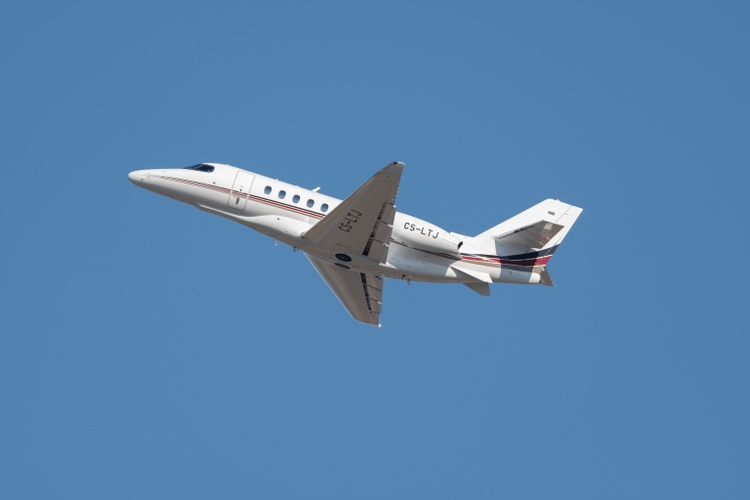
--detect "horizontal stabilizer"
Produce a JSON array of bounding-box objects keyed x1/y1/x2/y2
[
  {"x1": 463, "y1": 281, "x2": 491, "y2": 296},
  {"x1": 453, "y1": 266, "x2": 492, "y2": 283},
  {"x1": 494, "y1": 220, "x2": 564, "y2": 251},
  {"x1": 536, "y1": 266, "x2": 554, "y2": 287}
]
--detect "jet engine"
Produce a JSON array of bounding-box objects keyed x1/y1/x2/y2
[{"x1": 392, "y1": 213, "x2": 463, "y2": 255}]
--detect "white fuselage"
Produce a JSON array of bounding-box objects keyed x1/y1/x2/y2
[{"x1": 128, "y1": 164, "x2": 541, "y2": 286}]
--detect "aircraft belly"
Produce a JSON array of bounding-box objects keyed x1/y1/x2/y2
[{"x1": 242, "y1": 215, "x2": 311, "y2": 244}]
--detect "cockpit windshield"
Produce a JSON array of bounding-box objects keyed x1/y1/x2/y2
[{"x1": 184, "y1": 163, "x2": 215, "y2": 173}]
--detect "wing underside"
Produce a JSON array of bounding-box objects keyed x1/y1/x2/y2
[
  {"x1": 308, "y1": 257, "x2": 384, "y2": 326},
  {"x1": 302, "y1": 162, "x2": 403, "y2": 325}
]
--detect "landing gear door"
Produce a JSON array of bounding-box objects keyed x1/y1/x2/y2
[{"x1": 228, "y1": 170, "x2": 255, "y2": 211}]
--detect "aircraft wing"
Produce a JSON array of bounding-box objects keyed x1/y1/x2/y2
[
  {"x1": 307, "y1": 256, "x2": 384, "y2": 326},
  {"x1": 303, "y1": 162, "x2": 403, "y2": 264}
]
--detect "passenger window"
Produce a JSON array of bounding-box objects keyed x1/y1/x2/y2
[
  {"x1": 279, "y1": 190, "x2": 286, "y2": 199},
  {"x1": 307, "y1": 199, "x2": 315, "y2": 208},
  {"x1": 293, "y1": 195, "x2": 300, "y2": 203},
  {"x1": 264, "y1": 186, "x2": 272, "y2": 195},
  {"x1": 321, "y1": 203, "x2": 329, "y2": 212}
]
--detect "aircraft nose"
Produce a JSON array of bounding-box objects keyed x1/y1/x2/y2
[{"x1": 128, "y1": 170, "x2": 146, "y2": 184}]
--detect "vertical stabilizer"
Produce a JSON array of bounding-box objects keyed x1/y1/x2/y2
[{"x1": 473, "y1": 199, "x2": 582, "y2": 257}]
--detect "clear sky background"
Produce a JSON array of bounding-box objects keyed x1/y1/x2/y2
[{"x1": 1, "y1": 1, "x2": 748, "y2": 498}]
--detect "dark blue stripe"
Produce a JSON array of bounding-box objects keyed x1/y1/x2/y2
[{"x1": 465, "y1": 245, "x2": 559, "y2": 261}]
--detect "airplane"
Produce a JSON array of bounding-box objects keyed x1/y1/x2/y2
[{"x1": 129, "y1": 162, "x2": 582, "y2": 326}]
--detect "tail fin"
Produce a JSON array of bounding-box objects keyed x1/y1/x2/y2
[
  {"x1": 475, "y1": 199, "x2": 582, "y2": 252},
  {"x1": 471, "y1": 199, "x2": 582, "y2": 285}
]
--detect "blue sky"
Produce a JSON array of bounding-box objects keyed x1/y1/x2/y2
[{"x1": 1, "y1": 1, "x2": 748, "y2": 498}]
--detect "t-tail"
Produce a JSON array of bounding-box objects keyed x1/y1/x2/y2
[{"x1": 469, "y1": 199, "x2": 583, "y2": 287}]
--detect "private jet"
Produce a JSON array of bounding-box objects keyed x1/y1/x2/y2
[{"x1": 129, "y1": 162, "x2": 582, "y2": 326}]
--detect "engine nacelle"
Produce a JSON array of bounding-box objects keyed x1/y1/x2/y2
[{"x1": 392, "y1": 212, "x2": 463, "y2": 255}]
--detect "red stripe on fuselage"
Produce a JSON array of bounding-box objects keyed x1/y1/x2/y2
[
  {"x1": 460, "y1": 254, "x2": 551, "y2": 267},
  {"x1": 160, "y1": 176, "x2": 326, "y2": 219}
]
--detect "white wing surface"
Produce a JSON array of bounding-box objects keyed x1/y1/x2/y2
[
  {"x1": 303, "y1": 162, "x2": 403, "y2": 264},
  {"x1": 307, "y1": 257, "x2": 384, "y2": 326}
]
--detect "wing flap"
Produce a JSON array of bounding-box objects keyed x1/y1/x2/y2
[{"x1": 363, "y1": 217, "x2": 394, "y2": 263}]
